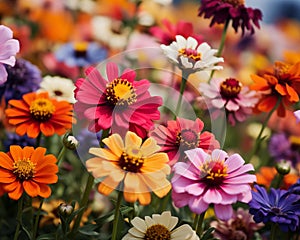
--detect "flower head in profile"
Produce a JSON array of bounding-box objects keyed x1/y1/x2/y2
[
  {"x1": 150, "y1": 19, "x2": 203, "y2": 45},
  {"x1": 251, "y1": 61, "x2": 300, "y2": 117},
  {"x1": 161, "y1": 35, "x2": 223, "y2": 74},
  {"x1": 122, "y1": 211, "x2": 199, "y2": 240},
  {"x1": 171, "y1": 148, "x2": 256, "y2": 220},
  {"x1": 0, "y1": 25, "x2": 20, "y2": 84},
  {"x1": 199, "y1": 77, "x2": 259, "y2": 125},
  {"x1": 0, "y1": 146, "x2": 58, "y2": 200},
  {"x1": 86, "y1": 131, "x2": 171, "y2": 205},
  {"x1": 55, "y1": 41, "x2": 107, "y2": 67},
  {"x1": 198, "y1": 0, "x2": 262, "y2": 35},
  {"x1": 249, "y1": 185, "x2": 300, "y2": 232},
  {"x1": 74, "y1": 62, "x2": 162, "y2": 138},
  {"x1": 5, "y1": 92, "x2": 74, "y2": 138},
  {"x1": 149, "y1": 117, "x2": 220, "y2": 166}
]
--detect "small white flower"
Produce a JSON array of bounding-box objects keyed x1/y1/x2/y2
[
  {"x1": 38, "y1": 75, "x2": 75, "y2": 103},
  {"x1": 122, "y1": 211, "x2": 199, "y2": 240},
  {"x1": 161, "y1": 35, "x2": 224, "y2": 74}
]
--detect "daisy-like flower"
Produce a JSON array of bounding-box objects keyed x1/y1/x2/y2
[
  {"x1": 249, "y1": 185, "x2": 300, "y2": 232},
  {"x1": 74, "y1": 62, "x2": 162, "y2": 138},
  {"x1": 198, "y1": 0, "x2": 262, "y2": 35},
  {"x1": 171, "y1": 148, "x2": 256, "y2": 220},
  {"x1": 149, "y1": 117, "x2": 220, "y2": 166},
  {"x1": 122, "y1": 211, "x2": 199, "y2": 240},
  {"x1": 0, "y1": 25, "x2": 20, "y2": 84},
  {"x1": 38, "y1": 75, "x2": 76, "y2": 103},
  {"x1": 86, "y1": 131, "x2": 171, "y2": 205},
  {"x1": 160, "y1": 35, "x2": 224, "y2": 74},
  {"x1": 0, "y1": 145, "x2": 58, "y2": 200},
  {"x1": 5, "y1": 92, "x2": 74, "y2": 138},
  {"x1": 199, "y1": 77, "x2": 259, "y2": 125},
  {"x1": 251, "y1": 61, "x2": 300, "y2": 117},
  {"x1": 55, "y1": 41, "x2": 107, "y2": 67}
]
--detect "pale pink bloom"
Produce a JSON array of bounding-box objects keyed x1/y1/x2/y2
[
  {"x1": 294, "y1": 110, "x2": 300, "y2": 123},
  {"x1": 171, "y1": 148, "x2": 256, "y2": 221}
]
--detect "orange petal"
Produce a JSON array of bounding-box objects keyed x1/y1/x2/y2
[
  {"x1": 27, "y1": 122, "x2": 41, "y2": 138},
  {"x1": 0, "y1": 170, "x2": 16, "y2": 183},
  {"x1": 7, "y1": 183, "x2": 23, "y2": 200},
  {"x1": 250, "y1": 74, "x2": 269, "y2": 91},
  {"x1": 10, "y1": 145, "x2": 24, "y2": 161},
  {"x1": 23, "y1": 180, "x2": 40, "y2": 197},
  {"x1": 275, "y1": 84, "x2": 287, "y2": 96},
  {"x1": 38, "y1": 184, "x2": 51, "y2": 198},
  {"x1": 285, "y1": 83, "x2": 299, "y2": 102},
  {"x1": 0, "y1": 152, "x2": 14, "y2": 169},
  {"x1": 137, "y1": 192, "x2": 151, "y2": 205},
  {"x1": 123, "y1": 191, "x2": 138, "y2": 203},
  {"x1": 16, "y1": 123, "x2": 32, "y2": 136},
  {"x1": 40, "y1": 122, "x2": 55, "y2": 136},
  {"x1": 22, "y1": 92, "x2": 36, "y2": 106},
  {"x1": 31, "y1": 147, "x2": 47, "y2": 164},
  {"x1": 257, "y1": 96, "x2": 278, "y2": 112},
  {"x1": 33, "y1": 174, "x2": 58, "y2": 184}
]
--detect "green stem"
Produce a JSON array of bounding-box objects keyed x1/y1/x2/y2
[
  {"x1": 270, "y1": 223, "x2": 278, "y2": 240},
  {"x1": 111, "y1": 191, "x2": 123, "y2": 240},
  {"x1": 193, "y1": 214, "x2": 200, "y2": 230},
  {"x1": 271, "y1": 174, "x2": 284, "y2": 189},
  {"x1": 57, "y1": 146, "x2": 67, "y2": 167},
  {"x1": 208, "y1": 19, "x2": 230, "y2": 82},
  {"x1": 174, "y1": 72, "x2": 189, "y2": 119},
  {"x1": 35, "y1": 133, "x2": 42, "y2": 148},
  {"x1": 14, "y1": 195, "x2": 24, "y2": 240},
  {"x1": 160, "y1": 190, "x2": 171, "y2": 212},
  {"x1": 195, "y1": 211, "x2": 206, "y2": 237},
  {"x1": 32, "y1": 199, "x2": 44, "y2": 239}
]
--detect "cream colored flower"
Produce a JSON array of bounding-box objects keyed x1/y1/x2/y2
[{"x1": 122, "y1": 211, "x2": 199, "y2": 240}]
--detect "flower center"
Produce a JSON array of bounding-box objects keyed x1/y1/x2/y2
[
  {"x1": 106, "y1": 78, "x2": 137, "y2": 106},
  {"x1": 274, "y1": 62, "x2": 291, "y2": 80},
  {"x1": 73, "y1": 42, "x2": 88, "y2": 58},
  {"x1": 178, "y1": 48, "x2": 201, "y2": 61},
  {"x1": 13, "y1": 158, "x2": 36, "y2": 181},
  {"x1": 220, "y1": 78, "x2": 242, "y2": 99},
  {"x1": 144, "y1": 224, "x2": 171, "y2": 240},
  {"x1": 271, "y1": 207, "x2": 282, "y2": 214},
  {"x1": 30, "y1": 98, "x2": 56, "y2": 122},
  {"x1": 222, "y1": 0, "x2": 245, "y2": 7},
  {"x1": 118, "y1": 148, "x2": 144, "y2": 173},
  {"x1": 199, "y1": 160, "x2": 228, "y2": 187},
  {"x1": 54, "y1": 90, "x2": 63, "y2": 96},
  {"x1": 176, "y1": 129, "x2": 200, "y2": 151}
]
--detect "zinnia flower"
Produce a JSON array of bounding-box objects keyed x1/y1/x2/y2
[
  {"x1": 0, "y1": 145, "x2": 58, "y2": 200},
  {"x1": 74, "y1": 62, "x2": 162, "y2": 138},
  {"x1": 122, "y1": 211, "x2": 199, "y2": 240},
  {"x1": 171, "y1": 148, "x2": 256, "y2": 220},
  {"x1": 249, "y1": 185, "x2": 300, "y2": 232},
  {"x1": 199, "y1": 77, "x2": 259, "y2": 125},
  {"x1": 55, "y1": 41, "x2": 107, "y2": 67},
  {"x1": 5, "y1": 92, "x2": 74, "y2": 138},
  {"x1": 0, "y1": 25, "x2": 20, "y2": 84},
  {"x1": 251, "y1": 61, "x2": 300, "y2": 117},
  {"x1": 86, "y1": 131, "x2": 171, "y2": 205},
  {"x1": 198, "y1": 0, "x2": 262, "y2": 35},
  {"x1": 0, "y1": 58, "x2": 42, "y2": 103},
  {"x1": 149, "y1": 117, "x2": 220, "y2": 166},
  {"x1": 160, "y1": 35, "x2": 223, "y2": 74}
]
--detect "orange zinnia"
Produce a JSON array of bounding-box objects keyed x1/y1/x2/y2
[
  {"x1": 86, "y1": 131, "x2": 171, "y2": 205},
  {"x1": 5, "y1": 92, "x2": 74, "y2": 138},
  {"x1": 0, "y1": 146, "x2": 58, "y2": 200},
  {"x1": 251, "y1": 61, "x2": 300, "y2": 117}
]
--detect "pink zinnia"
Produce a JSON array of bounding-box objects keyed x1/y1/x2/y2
[
  {"x1": 199, "y1": 78, "x2": 258, "y2": 125},
  {"x1": 149, "y1": 117, "x2": 219, "y2": 166},
  {"x1": 150, "y1": 19, "x2": 203, "y2": 45},
  {"x1": 171, "y1": 148, "x2": 256, "y2": 220},
  {"x1": 74, "y1": 62, "x2": 162, "y2": 138}
]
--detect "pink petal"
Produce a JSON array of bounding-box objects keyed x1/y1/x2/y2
[
  {"x1": 106, "y1": 62, "x2": 119, "y2": 82},
  {"x1": 214, "y1": 204, "x2": 233, "y2": 221},
  {"x1": 203, "y1": 188, "x2": 222, "y2": 204},
  {"x1": 188, "y1": 196, "x2": 209, "y2": 214}
]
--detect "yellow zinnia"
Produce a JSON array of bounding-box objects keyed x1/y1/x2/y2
[{"x1": 86, "y1": 131, "x2": 171, "y2": 205}]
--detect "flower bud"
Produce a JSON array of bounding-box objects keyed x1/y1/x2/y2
[
  {"x1": 63, "y1": 132, "x2": 79, "y2": 150},
  {"x1": 275, "y1": 160, "x2": 291, "y2": 175},
  {"x1": 58, "y1": 203, "x2": 74, "y2": 217}
]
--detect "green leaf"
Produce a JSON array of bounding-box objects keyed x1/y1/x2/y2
[{"x1": 201, "y1": 227, "x2": 215, "y2": 240}]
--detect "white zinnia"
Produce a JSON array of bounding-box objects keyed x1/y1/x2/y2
[
  {"x1": 38, "y1": 75, "x2": 76, "y2": 103},
  {"x1": 122, "y1": 211, "x2": 199, "y2": 240},
  {"x1": 161, "y1": 35, "x2": 224, "y2": 74}
]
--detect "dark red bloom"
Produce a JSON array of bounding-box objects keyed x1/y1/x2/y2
[{"x1": 198, "y1": 0, "x2": 262, "y2": 35}]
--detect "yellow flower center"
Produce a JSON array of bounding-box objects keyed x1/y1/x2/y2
[
  {"x1": 274, "y1": 62, "x2": 291, "y2": 80},
  {"x1": 30, "y1": 98, "x2": 56, "y2": 122},
  {"x1": 119, "y1": 148, "x2": 144, "y2": 173},
  {"x1": 220, "y1": 78, "x2": 242, "y2": 99},
  {"x1": 106, "y1": 78, "x2": 137, "y2": 106},
  {"x1": 200, "y1": 160, "x2": 228, "y2": 187},
  {"x1": 178, "y1": 48, "x2": 201, "y2": 61},
  {"x1": 222, "y1": 0, "x2": 245, "y2": 7},
  {"x1": 176, "y1": 129, "x2": 200, "y2": 151},
  {"x1": 13, "y1": 158, "x2": 36, "y2": 181},
  {"x1": 144, "y1": 224, "x2": 171, "y2": 240},
  {"x1": 73, "y1": 42, "x2": 88, "y2": 58}
]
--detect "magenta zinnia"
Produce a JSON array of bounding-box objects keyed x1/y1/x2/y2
[
  {"x1": 74, "y1": 62, "x2": 162, "y2": 138},
  {"x1": 149, "y1": 117, "x2": 219, "y2": 166},
  {"x1": 171, "y1": 148, "x2": 256, "y2": 220}
]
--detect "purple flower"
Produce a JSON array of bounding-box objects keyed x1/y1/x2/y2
[
  {"x1": 0, "y1": 58, "x2": 42, "y2": 103},
  {"x1": 3, "y1": 132, "x2": 35, "y2": 152},
  {"x1": 288, "y1": 179, "x2": 300, "y2": 195},
  {"x1": 249, "y1": 185, "x2": 300, "y2": 232},
  {"x1": 0, "y1": 25, "x2": 20, "y2": 84}
]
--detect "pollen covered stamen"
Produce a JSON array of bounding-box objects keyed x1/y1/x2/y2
[
  {"x1": 106, "y1": 78, "x2": 137, "y2": 106},
  {"x1": 144, "y1": 224, "x2": 171, "y2": 240},
  {"x1": 118, "y1": 149, "x2": 144, "y2": 173},
  {"x1": 13, "y1": 158, "x2": 36, "y2": 180},
  {"x1": 176, "y1": 129, "x2": 200, "y2": 150},
  {"x1": 30, "y1": 98, "x2": 55, "y2": 122},
  {"x1": 274, "y1": 62, "x2": 291, "y2": 79},
  {"x1": 200, "y1": 160, "x2": 228, "y2": 186},
  {"x1": 220, "y1": 78, "x2": 242, "y2": 99},
  {"x1": 178, "y1": 48, "x2": 201, "y2": 61},
  {"x1": 222, "y1": 0, "x2": 245, "y2": 7}
]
